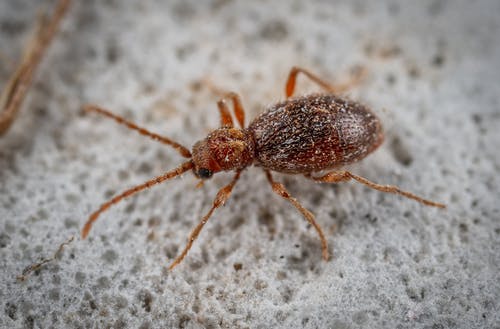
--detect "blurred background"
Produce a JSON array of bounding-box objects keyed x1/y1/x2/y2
[{"x1": 1, "y1": 1, "x2": 499, "y2": 328}]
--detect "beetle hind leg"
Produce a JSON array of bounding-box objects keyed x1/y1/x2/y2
[{"x1": 306, "y1": 171, "x2": 446, "y2": 208}]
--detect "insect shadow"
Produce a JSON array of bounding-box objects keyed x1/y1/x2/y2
[{"x1": 81, "y1": 67, "x2": 445, "y2": 270}]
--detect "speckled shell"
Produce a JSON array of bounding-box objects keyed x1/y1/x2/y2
[{"x1": 248, "y1": 94, "x2": 384, "y2": 173}]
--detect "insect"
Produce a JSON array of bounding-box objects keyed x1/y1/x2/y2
[{"x1": 81, "y1": 66, "x2": 445, "y2": 270}]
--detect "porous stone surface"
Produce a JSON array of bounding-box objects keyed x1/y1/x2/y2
[{"x1": 1, "y1": 1, "x2": 499, "y2": 328}]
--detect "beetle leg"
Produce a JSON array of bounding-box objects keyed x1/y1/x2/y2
[
  {"x1": 285, "y1": 66, "x2": 366, "y2": 98},
  {"x1": 169, "y1": 170, "x2": 242, "y2": 270},
  {"x1": 264, "y1": 170, "x2": 329, "y2": 261},
  {"x1": 217, "y1": 92, "x2": 245, "y2": 128},
  {"x1": 82, "y1": 160, "x2": 195, "y2": 239},
  {"x1": 306, "y1": 171, "x2": 446, "y2": 208},
  {"x1": 203, "y1": 79, "x2": 246, "y2": 128},
  {"x1": 217, "y1": 98, "x2": 234, "y2": 127},
  {"x1": 84, "y1": 105, "x2": 192, "y2": 158}
]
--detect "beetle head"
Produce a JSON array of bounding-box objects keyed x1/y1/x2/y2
[{"x1": 192, "y1": 127, "x2": 254, "y2": 179}]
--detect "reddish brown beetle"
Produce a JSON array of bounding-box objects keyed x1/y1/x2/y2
[{"x1": 81, "y1": 67, "x2": 445, "y2": 269}]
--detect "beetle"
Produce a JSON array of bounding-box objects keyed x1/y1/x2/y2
[{"x1": 81, "y1": 66, "x2": 445, "y2": 270}]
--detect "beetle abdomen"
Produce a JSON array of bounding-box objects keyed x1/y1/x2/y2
[{"x1": 248, "y1": 94, "x2": 383, "y2": 173}]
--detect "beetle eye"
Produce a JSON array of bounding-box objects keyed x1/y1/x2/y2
[{"x1": 198, "y1": 168, "x2": 213, "y2": 179}]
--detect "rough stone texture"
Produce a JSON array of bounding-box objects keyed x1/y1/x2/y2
[{"x1": 1, "y1": 1, "x2": 499, "y2": 328}]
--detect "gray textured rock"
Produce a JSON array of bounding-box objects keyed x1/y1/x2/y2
[{"x1": 1, "y1": 1, "x2": 499, "y2": 328}]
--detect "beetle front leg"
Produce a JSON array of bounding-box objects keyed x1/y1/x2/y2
[
  {"x1": 264, "y1": 170, "x2": 329, "y2": 261},
  {"x1": 217, "y1": 92, "x2": 245, "y2": 128},
  {"x1": 217, "y1": 98, "x2": 234, "y2": 127},
  {"x1": 203, "y1": 79, "x2": 246, "y2": 128},
  {"x1": 306, "y1": 171, "x2": 446, "y2": 208},
  {"x1": 169, "y1": 170, "x2": 242, "y2": 270}
]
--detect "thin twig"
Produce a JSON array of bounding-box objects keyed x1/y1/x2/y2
[
  {"x1": 0, "y1": 0, "x2": 71, "y2": 136},
  {"x1": 16, "y1": 235, "x2": 75, "y2": 282}
]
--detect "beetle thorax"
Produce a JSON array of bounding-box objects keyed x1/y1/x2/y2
[{"x1": 192, "y1": 127, "x2": 255, "y2": 178}]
